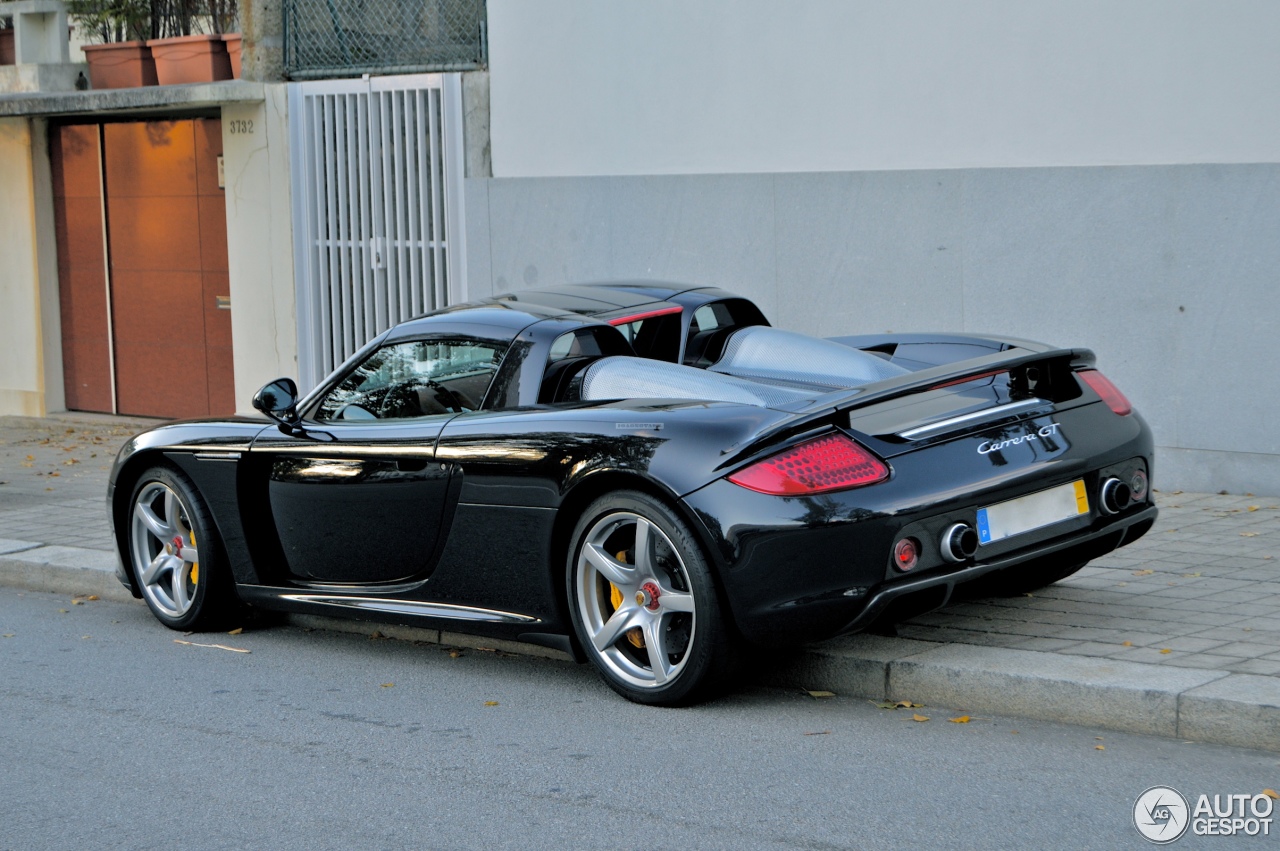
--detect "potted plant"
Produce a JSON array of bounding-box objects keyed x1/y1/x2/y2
[
  {"x1": 69, "y1": 0, "x2": 156, "y2": 88},
  {"x1": 146, "y1": 0, "x2": 236, "y2": 84}
]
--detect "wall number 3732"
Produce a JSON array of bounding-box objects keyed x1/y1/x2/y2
[{"x1": 229, "y1": 119, "x2": 254, "y2": 134}]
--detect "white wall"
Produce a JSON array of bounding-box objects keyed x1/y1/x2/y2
[
  {"x1": 221, "y1": 85, "x2": 299, "y2": 413},
  {"x1": 488, "y1": 0, "x2": 1280, "y2": 177},
  {"x1": 0, "y1": 117, "x2": 62, "y2": 416}
]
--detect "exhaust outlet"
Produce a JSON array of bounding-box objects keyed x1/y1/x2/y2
[
  {"x1": 941, "y1": 523, "x2": 980, "y2": 563},
  {"x1": 1100, "y1": 477, "x2": 1132, "y2": 515}
]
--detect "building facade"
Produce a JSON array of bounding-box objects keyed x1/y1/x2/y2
[{"x1": 2, "y1": 0, "x2": 1278, "y2": 494}]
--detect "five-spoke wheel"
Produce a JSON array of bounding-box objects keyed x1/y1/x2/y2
[
  {"x1": 128, "y1": 466, "x2": 234, "y2": 630},
  {"x1": 568, "y1": 492, "x2": 736, "y2": 705}
]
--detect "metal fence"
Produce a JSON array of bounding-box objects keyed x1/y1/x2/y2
[{"x1": 284, "y1": 0, "x2": 486, "y2": 79}]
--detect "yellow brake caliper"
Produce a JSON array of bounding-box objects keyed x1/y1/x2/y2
[
  {"x1": 189, "y1": 531, "x2": 198, "y2": 586},
  {"x1": 609, "y1": 550, "x2": 645, "y2": 649}
]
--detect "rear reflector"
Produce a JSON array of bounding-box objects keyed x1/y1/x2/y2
[
  {"x1": 728, "y1": 433, "x2": 889, "y2": 495},
  {"x1": 1078, "y1": 370, "x2": 1132, "y2": 416}
]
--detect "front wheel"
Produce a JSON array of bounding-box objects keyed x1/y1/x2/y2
[
  {"x1": 567, "y1": 491, "x2": 738, "y2": 706},
  {"x1": 127, "y1": 465, "x2": 238, "y2": 630}
]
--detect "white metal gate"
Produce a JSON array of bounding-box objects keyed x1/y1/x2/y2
[{"x1": 288, "y1": 73, "x2": 467, "y2": 390}]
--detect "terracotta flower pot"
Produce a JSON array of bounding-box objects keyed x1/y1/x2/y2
[
  {"x1": 1, "y1": 29, "x2": 17, "y2": 66},
  {"x1": 82, "y1": 41, "x2": 159, "y2": 89},
  {"x1": 222, "y1": 33, "x2": 242, "y2": 79},
  {"x1": 148, "y1": 34, "x2": 233, "y2": 85}
]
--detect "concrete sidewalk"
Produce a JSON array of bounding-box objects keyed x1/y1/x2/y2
[{"x1": 2, "y1": 413, "x2": 1278, "y2": 751}]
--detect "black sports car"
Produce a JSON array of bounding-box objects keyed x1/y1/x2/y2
[{"x1": 109, "y1": 282, "x2": 1156, "y2": 705}]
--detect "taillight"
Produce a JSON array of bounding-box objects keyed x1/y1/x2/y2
[
  {"x1": 728, "y1": 433, "x2": 889, "y2": 495},
  {"x1": 1078, "y1": 370, "x2": 1132, "y2": 416}
]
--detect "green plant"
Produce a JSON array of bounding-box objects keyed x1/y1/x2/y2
[{"x1": 66, "y1": 0, "x2": 150, "y2": 43}]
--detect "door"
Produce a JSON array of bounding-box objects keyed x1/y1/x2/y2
[
  {"x1": 105, "y1": 118, "x2": 234, "y2": 418},
  {"x1": 250, "y1": 336, "x2": 507, "y2": 584},
  {"x1": 51, "y1": 118, "x2": 234, "y2": 418}
]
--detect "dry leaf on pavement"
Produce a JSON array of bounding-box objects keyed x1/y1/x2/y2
[
  {"x1": 911, "y1": 713, "x2": 929, "y2": 722},
  {"x1": 380, "y1": 683, "x2": 394, "y2": 688},
  {"x1": 173, "y1": 639, "x2": 249, "y2": 654},
  {"x1": 1095, "y1": 745, "x2": 1105, "y2": 751},
  {"x1": 228, "y1": 627, "x2": 244, "y2": 635},
  {"x1": 948, "y1": 716, "x2": 971, "y2": 723},
  {"x1": 806, "y1": 690, "x2": 836, "y2": 699},
  {"x1": 484, "y1": 701, "x2": 500, "y2": 706},
  {"x1": 1263, "y1": 789, "x2": 1279, "y2": 800}
]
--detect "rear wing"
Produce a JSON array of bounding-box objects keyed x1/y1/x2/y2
[{"x1": 717, "y1": 346, "x2": 1096, "y2": 468}]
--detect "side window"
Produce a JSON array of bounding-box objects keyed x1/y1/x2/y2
[
  {"x1": 684, "y1": 298, "x2": 769, "y2": 366},
  {"x1": 539, "y1": 326, "x2": 631, "y2": 404},
  {"x1": 315, "y1": 339, "x2": 507, "y2": 421}
]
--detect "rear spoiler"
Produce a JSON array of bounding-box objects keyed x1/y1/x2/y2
[{"x1": 716, "y1": 346, "x2": 1096, "y2": 467}]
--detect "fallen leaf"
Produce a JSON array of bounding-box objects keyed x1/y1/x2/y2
[
  {"x1": 806, "y1": 690, "x2": 836, "y2": 699},
  {"x1": 1133, "y1": 569, "x2": 1154, "y2": 576},
  {"x1": 448, "y1": 650, "x2": 463, "y2": 658},
  {"x1": 803, "y1": 731, "x2": 831, "y2": 736},
  {"x1": 1122, "y1": 641, "x2": 1133, "y2": 647},
  {"x1": 896, "y1": 700, "x2": 923, "y2": 709},
  {"x1": 369, "y1": 630, "x2": 385, "y2": 640},
  {"x1": 948, "y1": 715, "x2": 971, "y2": 723},
  {"x1": 173, "y1": 639, "x2": 250, "y2": 653},
  {"x1": 62, "y1": 459, "x2": 79, "y2": 466},
  {"x1": 911, "y1": 713, "x2": 929, "y2": 722},
  {"x1": 57, "y1": 608, "x2": 68, "y2": 613},
  {"x1": 1095, "y1": 737, "x2": 1104, "y2": 740},
  {"x1": 1241, "y1": 532, "x2": 1259, "y2": 537},
  {"x1": 1182, "y1": 572, "x2": 1201, "y2": 578},
  {"x1": 24, "y1": 454, "x2": 32, "y2": 460},
  {"x1": 1248, "y1": 506, "x2": 1259, "y2": 512},
  {"x1": 380, "y1": 682, "x2": 394, "y2": 688},
  {"x1": 1011, "y1": 730, "x2": 1019, "y2": 735},
  {"x1": 227, "y1": 627, "x2": 243, "y2": 635},
  {"x1": 484, "y1": 700, "x2": 500, "y2": 707},
  {"x1": 476, "y1": 647, "x2": 498, "y2": 653},
  {"x1": 1095, "y1": 745, "x2": 1105, "y2": 751},
  {"x1": 1160, "y1": 648, "x2": 1173, "y2": 654},
  {"x1": 1, "y1": 633, "x2": 13, "y2": 638},
  {"x1": 86, "y1": 595, "x2": 98, "y2": 601},
  {"x1": 870, "y1": 700, "x2": 898, "y2": 710},
  {"x1": 1263, "y1": 789, "x2": 1279, "y2": 800},
  {"x1": 71, "y1": 599, "x2": 84, "y2": 606}
]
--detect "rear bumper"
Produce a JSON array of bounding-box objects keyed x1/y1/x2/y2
[{"x1": 832, "y1": 503, "x2": 1156, "y2": 635}]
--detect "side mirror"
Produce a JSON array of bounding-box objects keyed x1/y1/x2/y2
[{"x1": 252, "y1": 377, "x2": 300, "y2": 428}]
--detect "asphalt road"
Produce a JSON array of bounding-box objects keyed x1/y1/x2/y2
[{"x1": 2, "y1": 588, "x2": 1276, "y2": 851}]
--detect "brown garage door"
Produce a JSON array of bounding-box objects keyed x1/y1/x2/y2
[{"x1": 51, "y1": 118, "x2": 234, "y2": 419}]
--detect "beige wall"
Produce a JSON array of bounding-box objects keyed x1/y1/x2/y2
[
  {"x1": 220, "y1": 84, "x2": 298, "y2": 413},
  {"x1": 0, "y1": 116, "x2": 62, "y2": 416}
]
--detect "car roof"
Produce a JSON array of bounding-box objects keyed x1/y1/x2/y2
[{"x1": 385, "y1": 282, "x2": 719, "y2": 342}]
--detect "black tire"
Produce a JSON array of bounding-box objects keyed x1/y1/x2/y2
[
  {"x1": 567, "y1": 491, "x2": 738, "y2": 706},
  {"x1": 126, "y1": 465, "x2": 239, "y2": 631},
  {"x1": 976, "y1": 559, "x2": 1089, "y2": 597}
]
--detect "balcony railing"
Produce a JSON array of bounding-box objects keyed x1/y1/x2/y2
[{"x1": 284, "y1": 0, "x2": 485, "y2": 79}]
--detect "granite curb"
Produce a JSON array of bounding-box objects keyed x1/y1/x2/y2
[{"x1": 4, "y1": 549, "x2": 1278, "y2": 752}]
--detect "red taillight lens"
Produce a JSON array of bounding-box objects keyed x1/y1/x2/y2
[
  {"x1": 1078, "y1": 370, "x2": 1132, "y2": 416},
  {"x1": 727, "y1": 433, "x2": 889, "y2": 495}
]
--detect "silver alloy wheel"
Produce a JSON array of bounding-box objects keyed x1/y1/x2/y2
[
  {"x1": 130, "y1": 481, "x2": 201, "y2": 619},
  {"x1": 575, "y1": 511, "x2": 697, "y2": 689}
]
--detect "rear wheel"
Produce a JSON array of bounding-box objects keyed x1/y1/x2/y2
[
  {"x1": 128, "y1": 465, "x2": 238, "y2": 630},
  {"x1": 568, "y1": 491, "x2": 737, "y2": 706}
]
